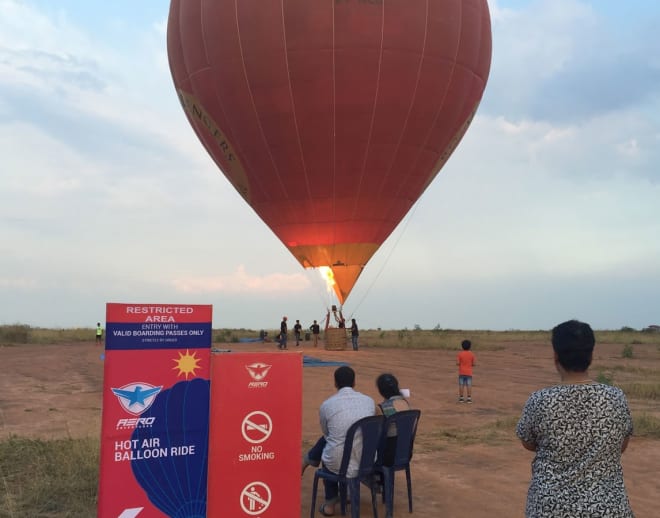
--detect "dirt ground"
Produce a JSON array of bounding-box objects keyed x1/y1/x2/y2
[{"x1": 1, "y1": 339, "x2": 658, "y2": 517}]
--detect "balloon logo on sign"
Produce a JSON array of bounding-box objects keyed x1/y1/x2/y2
[
  {"x1": 167, "y1": 0, "x2": 492, "y2": 303},
  {"x1": 130, "y1": 378, "x2": 210, "y2": 518}
]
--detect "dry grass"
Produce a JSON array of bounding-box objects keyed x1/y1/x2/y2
[
  {"x1": 0, "y1": 436, "x2": 98, "y2": 518},
  {"x1": 0, "y1": 326, "x2": 93, "y2": 345},
  {"x1": 633, "y1": 414, "x2": 660, "y2": 439},
  {"x1": 418, "y1": 416, "x2": 520, "y2": 450},
  {"x1": 619, "y1": 383, "x2": 660, "y2": 401},
  {"x1": 3, "y1": 325, "x2": 660, "y2": 349}
]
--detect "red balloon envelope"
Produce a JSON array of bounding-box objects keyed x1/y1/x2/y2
[{"x1": 167, "y1": 0, "x2": 492, "y2": 304}]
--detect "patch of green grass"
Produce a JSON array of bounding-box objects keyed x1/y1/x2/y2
[
  {"x1": 595, "y1": 371, "x2": 614, "y2": 385},
  {"x1": 633, "y1": 413, "x2": 660, "y2": 439},
  {"x1": 422, "y1": 417, "x2": 517, "y2": 449},
  {"x1": 0, "y1": 436, "x2": 99, "y2": 517},
  {"x1": 7, "y1": 325, "x2": 660, "y2": 350},
  {"x1": 0, "y1": 325, "x2": 30, "y2": 345},
  {"x1": 596, "y1": 330, "x2": 660, "y2": 345},
  {"x1": 621, "y1": 344, "x2": 633, "y2": 358},
  {"x1": 28, "y1": 327, "x2": 95, "y2": 345},
  {"x1": 492, "y1": 416, "x2": 520, "y2": 429},
  {"x1": 606, "y1": 365, "x2": 655, "y2": 376},
  {"x1": 619, "y1": 383, "x2": 660, "y2": 400}
]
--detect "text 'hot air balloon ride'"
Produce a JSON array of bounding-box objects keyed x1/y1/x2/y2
[{"x1": 167, "y1": 0, "x2": 492, "y2": 304}]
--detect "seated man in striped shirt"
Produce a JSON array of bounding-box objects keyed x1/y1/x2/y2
[{"x1": 302, "y1": 366, "x2": 375, "y2": 516}]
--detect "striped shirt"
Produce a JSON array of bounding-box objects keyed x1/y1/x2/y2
[{"x1": 320, "y1": 387, "x2": 375, "y2": 477}]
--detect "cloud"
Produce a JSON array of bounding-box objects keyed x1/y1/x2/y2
[
  {"x1": 172, "y1": 265, "x2": 311, "y2": 294},
  {"x1": 485, "y1": 0, "x2": 660, "y2": 123},
  {"x1": 0, "y1": 277, "x2": 37, "y2": 289},
  {"x1": 486, "y1": 110, "x2": 660, "y2": 183},
  {"x1": 381, "y1": 104, "x2": 660, "y2": 287}
]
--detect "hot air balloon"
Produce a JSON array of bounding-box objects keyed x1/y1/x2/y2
[
  {"x1": 131, "y1": 378, "x2": 210, "y2": 518},
  {"x1": 167, "y1": 0, "x2": 492, "y2": 304}
]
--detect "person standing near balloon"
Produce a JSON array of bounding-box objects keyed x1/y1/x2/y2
[
  {"x1": 278, "y1": 316, "x2": 288, "y2": 350},
  {"x1": 350, "y1": 318, "x2": 359, "y2": 351},
  {"x1": 294, "y1": 319, "x2": 303, "y2": 347},
  {"x1": 95, "y1": 322, "x2": 103, "y2": 346},
  {"x1": 310, "y1": 320, "x2": 321, "y2": 347}
]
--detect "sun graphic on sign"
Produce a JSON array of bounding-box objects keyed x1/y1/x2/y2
[{"x1": 173, "y1": 349, "x2": 201, "y2": 379}]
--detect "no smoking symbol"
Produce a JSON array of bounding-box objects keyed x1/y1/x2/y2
[{"x1": 241, "y1": 410, "x2": 273, "y2": 444}]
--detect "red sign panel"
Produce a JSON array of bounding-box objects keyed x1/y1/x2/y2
[
  {"x1": 208, "y1": 352, "x2": 302, "y2": 517},
  {"x1": 98, "y1": 303, "x2": 212, "y2": 518}
]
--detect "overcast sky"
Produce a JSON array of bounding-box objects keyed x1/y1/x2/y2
[{"x1": 1, "y1": 0, "x2": 659, "y2": 332}]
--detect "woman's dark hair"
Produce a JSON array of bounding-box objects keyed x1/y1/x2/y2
[
  {"x1": 552, "y1": 320, "x2": 595, "y2": 372},
  {"x1": 376, "y1": 373, "x2": 401, "y2": 399},
  {"x1": 334, "y1": 366, "x2": 355, "y2": 389}
]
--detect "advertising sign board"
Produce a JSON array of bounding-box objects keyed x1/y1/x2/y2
[
  {"x1": 98, "y1": 303, "x2": 212, "y2": 518},
  {"x1": 207, "y1": 352, "x2": 302, "y2": 517}
]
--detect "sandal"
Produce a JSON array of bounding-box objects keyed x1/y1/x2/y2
[{"x1": 319, "y1": 502, "x2": 335, "y2": 516}]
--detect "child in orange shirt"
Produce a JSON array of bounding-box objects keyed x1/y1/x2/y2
[{"x1": 457, "y1": 339, "x2": 476, "y2": 403}]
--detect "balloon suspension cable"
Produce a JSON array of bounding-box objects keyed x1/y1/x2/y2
[{"x1": 350, "y1": 201, "x2": 420, "y2": 317}]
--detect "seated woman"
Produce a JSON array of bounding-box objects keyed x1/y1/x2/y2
[{"x1": 375, "y1": 373, "x2": 410, "y2": 466}]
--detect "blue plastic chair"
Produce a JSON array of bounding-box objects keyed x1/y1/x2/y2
[
  {"x1": 374, "y1": 409, "x2": 421, "y2": 518},
  {"x1": 310, "y1": 415, "x2": 385, "y2": 518}
]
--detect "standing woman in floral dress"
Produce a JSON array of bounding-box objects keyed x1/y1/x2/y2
[{"x1": 516, "y1": 320, "x2": 634, "y2": 517}]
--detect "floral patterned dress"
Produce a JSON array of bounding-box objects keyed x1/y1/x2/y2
[{"x1": 516, "y1": 383, "x2": 634, "y2": 517}]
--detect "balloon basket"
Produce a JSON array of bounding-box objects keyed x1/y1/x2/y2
[{"x1": 324, "y1": 328, "x2": 347, "y2": 350}]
